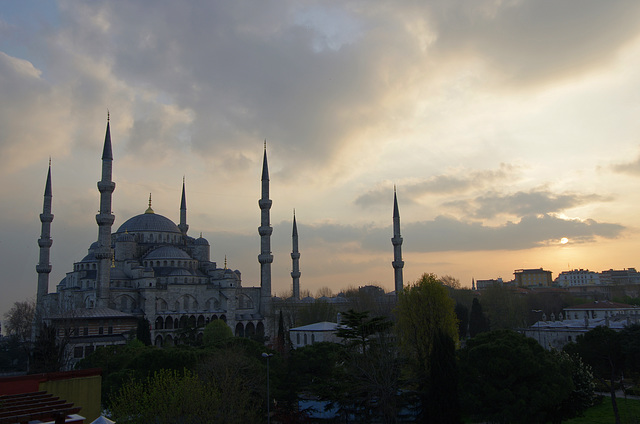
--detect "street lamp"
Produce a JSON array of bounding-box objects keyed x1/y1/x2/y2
[{"x1": 262, "y1": 352, "x2": 274, "y2": 424}]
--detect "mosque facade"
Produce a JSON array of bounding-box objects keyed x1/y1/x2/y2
[
  {"x1": 35, "y1": 119, "x2": 276, "y2": 352},
  {"x1": 34, "y1": 118, "x2": 404, "y2": 359}
]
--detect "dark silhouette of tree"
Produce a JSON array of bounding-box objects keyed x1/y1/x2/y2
[
  {"x1": 459, "y1": 330, "x2": 573, "y2": 424},
  {"x1": 455, "y1": 302, "x2": 469, "y2": 339},
  {"x1": 468, "y1": 297, "x2": 489, "y2": 337},
  {"x1": 565, "y1": 326, "x2": 624, "y2": 424},
  {"x1": 335, "y1": 309, "x2": 392, "y2": 355},
  {"x1": 425, "y1": 329, "x2": 461, "y2": 424},
  {"x1": 31, "y1": 323, "x2": 67, "y2": 373},
  {"x1": 136, "y1": 318, "x2": 151, "y2": 345}
]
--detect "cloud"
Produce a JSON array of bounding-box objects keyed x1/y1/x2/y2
[
  {"x1": 271, "y1": 213, "x2": 624, "y2": 255},
  {"x1": 354, "y1": 164, "x2": 518, "y2": 208},
  {"x1": 612, "y1": 152, "x2": 640, "y2": 176},
  {"x1": 444, "y1": 189, "x2": 610, "y2": 219},
  {"x1": 427, "y1": 0, "x2": 640, "y2": 86}
]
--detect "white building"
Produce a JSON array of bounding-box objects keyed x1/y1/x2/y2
[
  {"x1": 554, "y1": 269, "x2": 601, "y2": 287},
  {"x1": 289, "y1": 322, "x2": 342, "y2": 349}
]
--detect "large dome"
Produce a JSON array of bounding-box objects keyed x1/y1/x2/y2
[{"x1": 116, "y1": 213, "x2": 181, "y2": 234}]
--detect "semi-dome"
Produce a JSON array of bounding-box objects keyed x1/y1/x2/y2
[
  {"x1": 117, "y1": 213, "x2": 181, "y2": 234},
  {"x1": 144, "y1": 246, "x2": 192, "y2": 260}
]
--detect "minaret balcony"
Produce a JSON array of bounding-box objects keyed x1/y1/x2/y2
[
  {"x1": 38, "y1": 238, "x2": 53, "y2": 248},
  {"x1": 258, "y1": 199, "x2": 272, "y2": 209},
  {"x1": 96, "y1": 213, "x2": 115, "y2": 226},
  {"x1": 391, "y1": 236, "x2": 403, "y2": 245},
  {"x1": 392, "y1": 260, "x2": 405, "y2": 268},
  {"x1": 39, "y1": 213, "x2": 54, "y2": 223},
  {"x1": 258, "y1": 253, "x2": 274, "y2": 264},
  {"x1": 258, "y1": 226, "x2": 273, "y2": 236},
  {"x1": 97, "y1": 181, "x2": 116, "y2": 193},
  {"x1": 36, "y1": 264, "x2": 52, "y2": 273}
]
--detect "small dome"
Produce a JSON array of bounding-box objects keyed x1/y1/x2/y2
[
  {"x1": 194, "y1": 236, "x2": 209, "y2": 246},
  {"x1": 144, "y1": 246, "x2": 192, "y2": 260},
  {"x1": 117, "y1": 213, "x2": 181, "y2": 234}
]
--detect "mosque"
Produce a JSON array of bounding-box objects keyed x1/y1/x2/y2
[{"x1": 34, "y1": 118, "x2": 404, "y2": 359}]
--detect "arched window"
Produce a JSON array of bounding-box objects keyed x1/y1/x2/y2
[
  {"x1": 235, "y1": 323, "x2": 245, "y2": 337},
  {"x1": 304, "y1": 334, "x2": 308, "y2": 345},
  {"x1": 165, "y1": 316, "x2": 174, "y2": 329},
  {"x1": 155, "y1": 316, "x2": 164, "y2": 330}
]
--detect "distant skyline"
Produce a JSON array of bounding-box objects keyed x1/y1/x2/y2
[{"x1": 3, "y1": 1, "x2": 640, "y2": 317}]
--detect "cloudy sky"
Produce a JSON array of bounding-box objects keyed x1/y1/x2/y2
[{"x1": 2, "y1": 0, "x2": 640, "y2": 317}]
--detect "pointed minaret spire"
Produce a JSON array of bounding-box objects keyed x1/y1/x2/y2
[
  {"x1": 178, "y1": 176, "x2": 189, "y2": 235},
  {"x1": 291, "y1": 209, "x2": 301, "y2": 300},
  {"x1": 258, "y1": 141, "x2": 273, "y2": 321},
  {"x1": 95, "y1": 116, "x2": 116, "y2": 308},
  {"x1": 392, "y1": 186, "x2": 404, "y2": 297},
  {"x1": 145, "y1": 193, "x2": 154, "y2": 214},
  {"x1": 35, "y1": 159, "x2": 54, "y2": 332}
]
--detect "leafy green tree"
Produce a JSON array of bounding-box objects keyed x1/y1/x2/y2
[
  {"x1": 565, "y1": 326, "x2": 624, "y2": 424},
  {"x1": 196, "y1": 345, "x2": 266, "y2": 424},
  {"x1": 395, "y1": 273, "x2": 459, "y2": 422},
  {"x1": 203, "y1": 319, "x2": 233, "y2": 346},
  {"x1": 481, "y1": 285, "x2": 528, "y2": 330},
  {"x1": 459, "y1": 330, "x2": 573, "y2": 424},
  {"x1": 548, "y1": 350, "x2": 595, "y2": 422},
  {"x1": 468, "y1": 297, "x2": 490, "y2": 337},
  {"x1": 110, "y1": 369, "x2": 221, "y2": 424},
  {"x1": 395, "y1": 273, "x2": 459, "y2": 377},
  {"x1": 335, "y1": 309, "x2": 392, "y2": 355}
]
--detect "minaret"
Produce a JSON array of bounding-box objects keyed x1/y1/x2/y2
[
  {"x1": 95, "y1": 116, "x2": 116, "y2": 308},
  {"x1": 392, "y1": 186, "x2": 404, "y2": 296},
  {"x1": 291, "y1": 210, "x2": 301, "y2": 300},
  {"x1": 178, "y1": 177, "x2": 189, "y2": 235},
  {"x1": 35, "y1": 159, "x2": 54, "y2": 327},
  {"x1": 258, "y1": 142, "x2": 273, "y2": 312}
]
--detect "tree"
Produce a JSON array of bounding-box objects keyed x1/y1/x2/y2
[
  {"x1": 426, "y1": 329, "x2": 461, "y2": 424},
  {"x1": 565, "y1": 326, "x2": 624, "y2": 424},
  {"x1": 468, "y1": 297, "x2": 490, "y2": 337},
  {"x1": 395, "y1": 273, "x2": 459, "y2": 377},
  {"x1": 480, "y1": 285, "x2": 528, "y2": 330},
  {"x1": 439, "y1": 275, "x2": 461, "y2": 290},
  {"x1": 31, "y1": 322, "x2": 68, "y2": 373},
  {"x1": 454, "y1": 302, "x2": 469, "y2": 339},
  {"x1": 296, "y1": 299, "x2": 337, "y2": 326},
  {"x1": 3, "y1": 300, "x2": 35, "y2": 342},
  {"x1": 459, "y1": 330, "x2": 573, "y2": 424},
  {"x1": 203, "y1": 319, "x2": 233, "y2": 346},
  {"x1": 335, "y1": 309, "x2": 392, "y2": 355},
  {"x1": 110, "y1": 369, "x2": 222, "y2": 424},
  {"x1": 395, "y1": 273, "x2": 459, "y2": 421},
  {"x1": 136, "y1": 318, "x2": 151, "y2": 346}
]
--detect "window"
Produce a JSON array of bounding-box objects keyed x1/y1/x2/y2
[
  {"x1": 83, "y1": 327, "x2": 89, "y2": 336},
  {"x1": 74, "y1": 346, "x2": 84, "y2": 358},
  {"x1": 297, "y1": 333, "x2": 300, "y2": 345},
  {"x1": 98, "y1": 327, "x2": 104, "y2": 335},
  {"x1": 85, "y1": 345, "x2": 95, "y2": 356},
  {"x1": 108, "y1": 326, "x2": 113, "y2": 335},
  {"x1": 304, "y1": 334, "x2": 308, "y2": 345}
]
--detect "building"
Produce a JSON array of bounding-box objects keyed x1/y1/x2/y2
[
  {"x1": 35, "y1": 119, "x2": 275, "y2": 358},
  {"x1": 522, "y1": 300, "x2": 640, "y2": 350},
  {"x1": 289, "y1": 321, "x2": 342, "y2": 349},
  {"x1": 554, "y1": 269, "x2": 600, "y2": 287},
  {"x1": 514, "y1": 268, "x2": 552, "y2": 288},
  {"x1": 34, "y1": 118, "x2": 406, "y2": 360}
]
